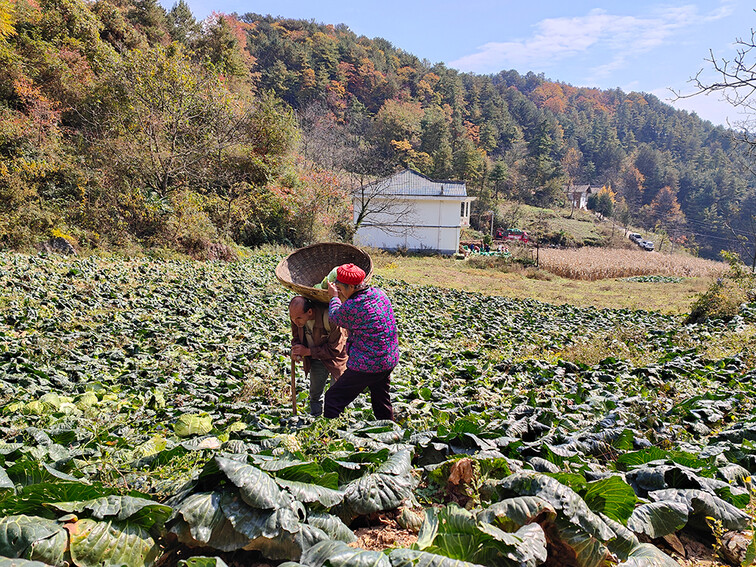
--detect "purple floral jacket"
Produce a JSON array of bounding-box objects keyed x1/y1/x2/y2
[{"x1": 328, "y1": 287, "x2": 399, "y2": 373}]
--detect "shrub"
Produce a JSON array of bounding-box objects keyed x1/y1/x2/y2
[
  {"x1": 540, "y1": 229, "x2": 577, "y2": 247},
  {"x1": 524, "y1": 267, "x2": 553, "y2": 281},
  {"x1": 207, "y1": 242, "x2": 238, "y2": 262},
  {"x1": 686, "y1": 254, "x2": 755, "y2": 324},
  {"x1": 165, "y1": 190, "x2": 218, "y2": 245},
  {"x1": 0, "y1": 205, "x2": 57, "y2": 251},
  {"x1": 582, "y1": 235, "x2": 605, "y2": 247},
  {"x1": 466, "y1": 254, "x2": 535, "y2": 272},
  {"x1": 332, "y1": 218, "x2": 355, "y2": 243},
  {"x1": 686, "y1": 279, "x2": 748, "y2": 324}
]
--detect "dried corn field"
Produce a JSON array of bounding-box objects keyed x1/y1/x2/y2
[{"x1": 538, "y1": 247, "x2": 727, "y2": 280}]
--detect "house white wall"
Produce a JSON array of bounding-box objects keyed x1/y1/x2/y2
[
  {"x1": 354, "y1": 197, "x2": 469, "y2": 254},
  {"x1": 565, "y1": 184, "x2": 593, "y2": 210},
  {"x1": 460, "y1": 200, "x2": 471, "y2": 226}
]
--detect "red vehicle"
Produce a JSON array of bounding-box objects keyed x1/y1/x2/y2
[{"x1": 496, "y1": 228, "x2": 529, "y2": 243}]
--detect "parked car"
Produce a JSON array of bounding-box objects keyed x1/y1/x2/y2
[
  {"x1": 628, "y1": 232, "x2": 642, "y2": 243},
  {"x1": 640, "y1": 240, "x2": 654, "y2": 251},
  {"x1": 499, "y1": 228, "x2": 530, "y2": 243}
]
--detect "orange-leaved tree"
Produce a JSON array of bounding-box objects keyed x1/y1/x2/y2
[{"x1": 643, "y1": 186, "x2": 686, "y2": 251}]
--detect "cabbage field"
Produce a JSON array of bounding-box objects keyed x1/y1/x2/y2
[{"x1": 1, "y1": 252, "x2": 755, "y2": 567}]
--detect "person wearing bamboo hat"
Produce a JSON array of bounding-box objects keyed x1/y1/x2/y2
[
  {"x1": 289, "y1": 296, "x2": 348, "y2": 416},
  {"x1": 324, "y1": 263, "x2": 399, "y2": 420}
]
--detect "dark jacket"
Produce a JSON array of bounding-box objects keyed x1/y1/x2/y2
[{"x1": 291, "y1": 302, "x2": 348, "y2": 380}]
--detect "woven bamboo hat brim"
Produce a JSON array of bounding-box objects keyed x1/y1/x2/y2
[{"x1": 275, "y1": 242, "x2": 373, "y2": 303}]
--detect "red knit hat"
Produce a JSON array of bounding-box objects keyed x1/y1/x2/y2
[{"x1": 336, "y1": 263, "x2": 365, "y2": 286}]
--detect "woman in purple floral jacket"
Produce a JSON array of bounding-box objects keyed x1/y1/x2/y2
[{"x1": 324, "y1": 263, "x2": 398, "y2": 420}]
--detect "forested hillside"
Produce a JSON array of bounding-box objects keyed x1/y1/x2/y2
[
  {"x1": 0, "y1": 0, "x2": 311, "y2": 255},
  {"x1": 239, "y1": 12, "x2": 756, "y2": 260},
  {"x1": 1, "y1": 0, "x2": 754, "y2": 260}
]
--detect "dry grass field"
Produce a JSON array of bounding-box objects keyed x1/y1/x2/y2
[
  {"x1": 537, "y1": 247, "x2": 727, "y2": 280},
  {"x1": 373, "y1": 251, "x2": 722, "y2": 315}
]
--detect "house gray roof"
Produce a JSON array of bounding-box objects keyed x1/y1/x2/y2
[
  {"x1": 564, "y1": 184, "x2": 593, "y2": 195},
  {"x1": 365, "y1": 169, "x2": 468, "y2": 197}
]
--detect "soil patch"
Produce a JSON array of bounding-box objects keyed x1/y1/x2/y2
[{"x1": 350, "y1": 513, "x2": 418, "y2": 551}]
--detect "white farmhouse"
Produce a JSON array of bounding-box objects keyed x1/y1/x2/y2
[
  {"x1": 563, "y1": 184, "x2": 595, "y2": 210},
  {"x1": 353, "y1": 169, "x2": 474, "y2": 254}
]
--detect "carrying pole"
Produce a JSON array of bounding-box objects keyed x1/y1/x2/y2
[{"x1": 290, "y1": 359, "x2": 298, "y2": 416}]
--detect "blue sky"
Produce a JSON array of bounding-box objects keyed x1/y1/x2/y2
[{"x1": 165, "y1": 0, "x2": 753, "y2": 127}]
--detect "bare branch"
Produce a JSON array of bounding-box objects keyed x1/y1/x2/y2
[
  {"x1": 350, "y1": 173, "x2": 420, "y2": 236},
  {"x1": 670, "y1": 27, "x2": 756, "y2": 165}
]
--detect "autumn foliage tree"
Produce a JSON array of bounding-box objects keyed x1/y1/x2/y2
[
  {"x1": 0, "y1": 0, "x2": 306, "y2": 253},
  {"x1": 0, "y1": 0, "x2": 15, "y2": 40},
  {"x1": 642, "y1": 186, "x2": 686, "y2": 250},
  {"x1": 646, "y1": 186, "x2": 685, "y2": 227}
]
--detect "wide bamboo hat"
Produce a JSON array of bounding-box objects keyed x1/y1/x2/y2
[{"x1": 275, "y1": 242, "x2": 373, "y2": 303}]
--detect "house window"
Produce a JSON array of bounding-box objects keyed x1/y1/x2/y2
[{"x1": 461, "y1": 203, "x2": 465, "y2": 216}]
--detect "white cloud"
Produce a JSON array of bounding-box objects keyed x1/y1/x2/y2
[
  {"x1": 589, "y1": 54, "x2": 630, "y2": 80},
  {"x1": 704, "y1": 0, "x2": 737, "y2": 21},
  {"x1": 449, "y1": 3, "x2": 734, "y2": 75}
]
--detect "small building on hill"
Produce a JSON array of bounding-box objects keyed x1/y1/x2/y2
[
  {"x1": 564, "y1": 184, "x2": 596, "y2": 210},
  {"x1": 353, "y1": 169, "x2": 475, "y2": 254}
]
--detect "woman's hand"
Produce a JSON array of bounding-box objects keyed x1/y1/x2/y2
[
  {"x1": 327, "y1": 281, "x2": 339, "y2": 299},
  {"x1": 291, "y1": 344, "x2": 311, "y2": 357}
]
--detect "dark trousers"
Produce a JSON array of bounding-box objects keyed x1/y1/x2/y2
[{"x1": 323, "y1": 367, "x2": 394, "y2": 421}]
